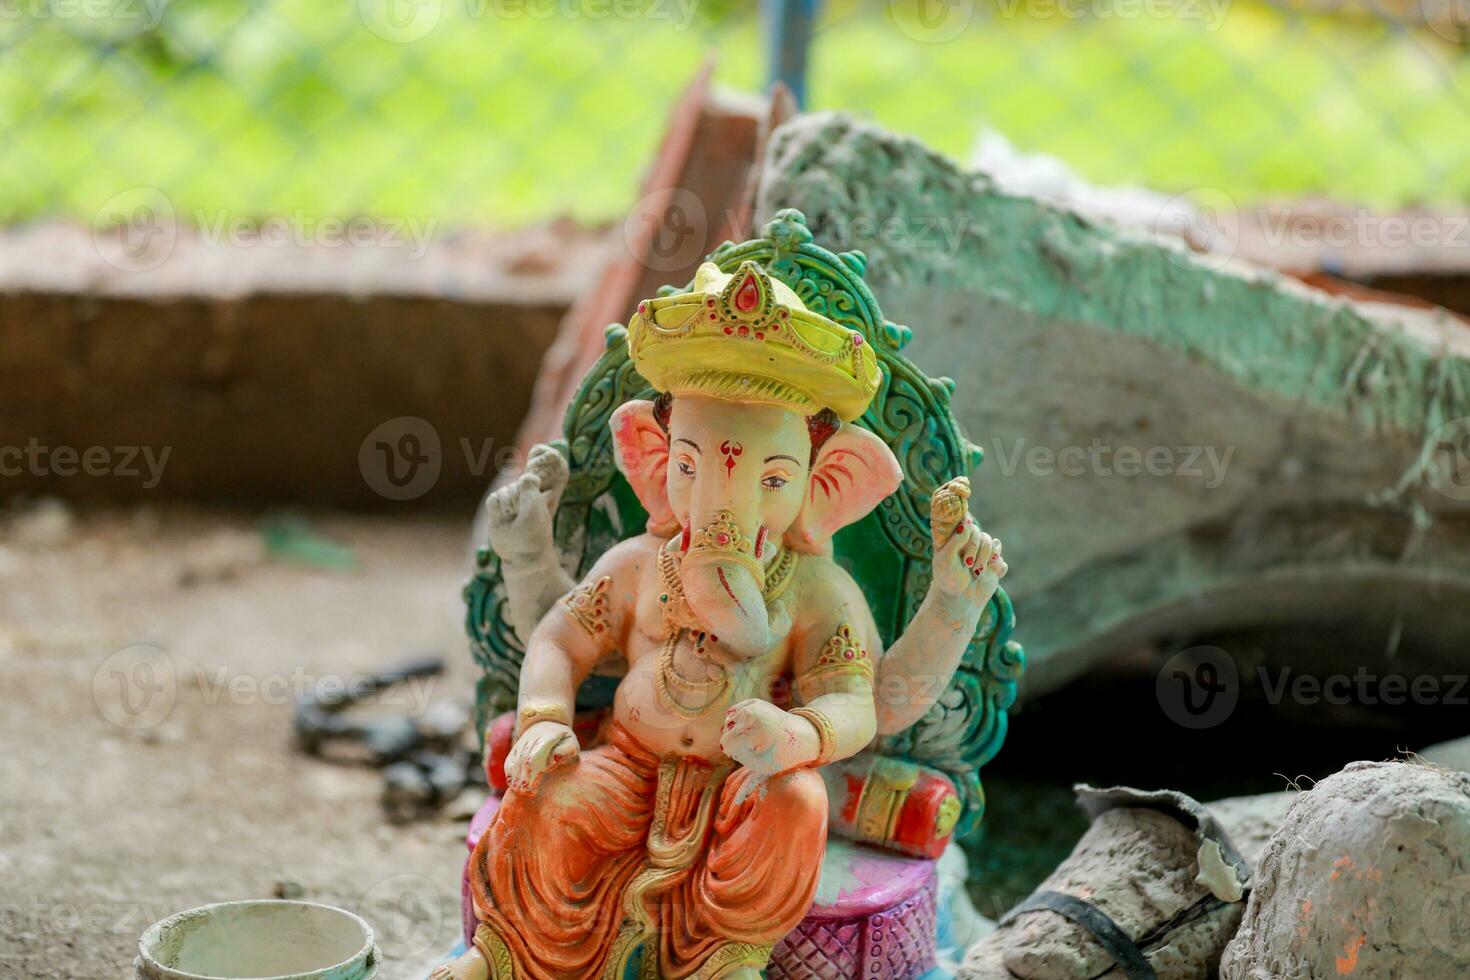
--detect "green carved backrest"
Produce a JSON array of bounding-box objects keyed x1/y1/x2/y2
[{"x1": 466, "y1": 210, "x2": 1022, "y2": 830}]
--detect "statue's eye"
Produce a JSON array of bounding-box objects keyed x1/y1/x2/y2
[
  {"x1": 676, "y1": 459, "x2": 695, "y2": 477},
  {"x1": 762, "y1": 475, "x2": 788, "y2": 490}
]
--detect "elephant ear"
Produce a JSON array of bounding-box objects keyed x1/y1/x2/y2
[
  {"x1": 610, "y1": 400, "x2": 677, "y2": 535},
  {"x1": 787, "y1": 424, "x2": 903, "y2": 554}
]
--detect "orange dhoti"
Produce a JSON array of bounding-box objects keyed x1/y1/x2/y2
[{"x1": 467, "y1": 724, "x2": 827, "y2": 979}]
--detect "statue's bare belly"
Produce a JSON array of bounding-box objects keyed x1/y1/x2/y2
[{"x1": 614, "y1": 626, "x2": 793, "y2": 761}]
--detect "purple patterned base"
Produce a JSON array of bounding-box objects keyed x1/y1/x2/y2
[
  {"x1": 769, "y1": 841, "x2": 938, "y2": 980},
  {"x1": 461, "y1": 797, "x2": 939, "y2": 979}
]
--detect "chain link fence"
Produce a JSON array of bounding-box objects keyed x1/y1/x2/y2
[{"x1": 3, "y1": 0, "x2": 1469, "y2": 232}]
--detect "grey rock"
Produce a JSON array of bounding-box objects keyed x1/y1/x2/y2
[{"x1": 1220, "y1": 760, "x2": 1470, "y2": 979}]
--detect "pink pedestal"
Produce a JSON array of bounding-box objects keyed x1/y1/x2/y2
[{"x1": 462, "y1": 794, "x2": 937, "y2": 979}]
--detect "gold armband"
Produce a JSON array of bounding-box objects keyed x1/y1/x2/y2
[
  {"x1": 796, "y1": 623, "x2": 874, "y2": 699},
  {"x1": 560, "y1": 575, "x2": 612, "y2": 639},
  {"x1": 515, "y1": 702, "x2": 572, "y2": 738},
  {"x1": 790, "y1": 706, "x2": 838, "y2": 767}
]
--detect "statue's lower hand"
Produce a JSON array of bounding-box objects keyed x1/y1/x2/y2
[
  {"x1": 503, "y1": 722, "x2": 578, "y2": 794},
  {"x1": 932, "y1": 514, "x2": 1008, "y2": 609},
  {"x1": 721, "y1": 699, "x2": 795, "y2": 776}
]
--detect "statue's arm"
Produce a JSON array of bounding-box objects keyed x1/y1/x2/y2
[
  {"x1": 502, "y1": 549, "x2": 576, "y2": 649},
  {"x1": 875, "y1": 515, "x2": 1007, "y2": 735},
  {"x1": 502, "y1": 539, "x2": 643, "y2": 792},
  {"x1": 515, "y1": 539, "x2": 641, "y2": 728},
  {"x1": 790, "y1": 616, "x2": 881, "y2": 767},
  {"x1": 485, "y1": 444, "x2": 575, "y2": 644}
]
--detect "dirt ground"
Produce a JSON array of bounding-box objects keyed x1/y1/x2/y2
[{"x1": 0, "y1": 503, "x2": 484, "y2": 978}]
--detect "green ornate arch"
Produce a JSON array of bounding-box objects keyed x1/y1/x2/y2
[{"x1": 464, "y1": 209, "x2": 1023, "y2": 830}]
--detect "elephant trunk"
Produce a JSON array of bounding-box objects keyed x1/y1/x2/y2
[
  {"x1": 680, "y1": 559, "x2": 773, "y2": 660},
  {"x1": 679, "y1": 510, "x2": 774, "y2": 660}
]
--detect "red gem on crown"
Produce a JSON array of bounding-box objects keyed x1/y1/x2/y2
[{"x1": 734, "y1": 274, "x2": 760, "y2": 313}]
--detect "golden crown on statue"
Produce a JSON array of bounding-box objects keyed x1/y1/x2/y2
[{"x1": 627, "y1": 260, "x2": 883, "y2": 422}]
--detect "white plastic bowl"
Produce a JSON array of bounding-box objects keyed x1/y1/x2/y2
[{"x1": 135, "y1": 900, "x2": 380, "y2": 980}]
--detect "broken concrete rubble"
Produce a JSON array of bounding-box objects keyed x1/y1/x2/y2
[
  {"x1": 755, "y1": 112, "x2": 1470, "y2": 702},
  {"x1": 962, "y1": 786, "x2": 1253, "y2": 980},
  {"x1": 1202, "y1": 792, "x2": 1297, "y2": 871}
]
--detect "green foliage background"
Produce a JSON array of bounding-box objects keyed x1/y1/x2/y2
[{"x1": 3, "y1": 0, "x2": 1468, "y2": 226}]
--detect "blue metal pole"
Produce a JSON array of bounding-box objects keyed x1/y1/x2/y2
[{"x1": 764, "y1": 0, "x2": 821, "y2": 109}]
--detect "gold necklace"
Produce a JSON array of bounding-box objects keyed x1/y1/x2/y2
[
  {"x1": 656, "y1": 631, "x2": 728, "y2": 718},
  {"x1": 653, "y1": 543, "x2": 799, "y2": 719}
]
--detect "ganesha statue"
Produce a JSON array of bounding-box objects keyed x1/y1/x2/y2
[{"x1": 450, "y1": 211, "x2": 1021, "y2": 979}]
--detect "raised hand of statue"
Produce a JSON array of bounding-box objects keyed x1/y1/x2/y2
[
  {"x1": 929, "y1": 476, "x2": 1007, "y2": 611},
  {"x1": 485, "y1": 444, "x2": 568, "y2": 567},
  {"x1": 503, "y1": 721, "x2": 578, "y2": 794},
  {"x1": 932, "y1": 514, "x2": 1007, "y2": 608}
]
